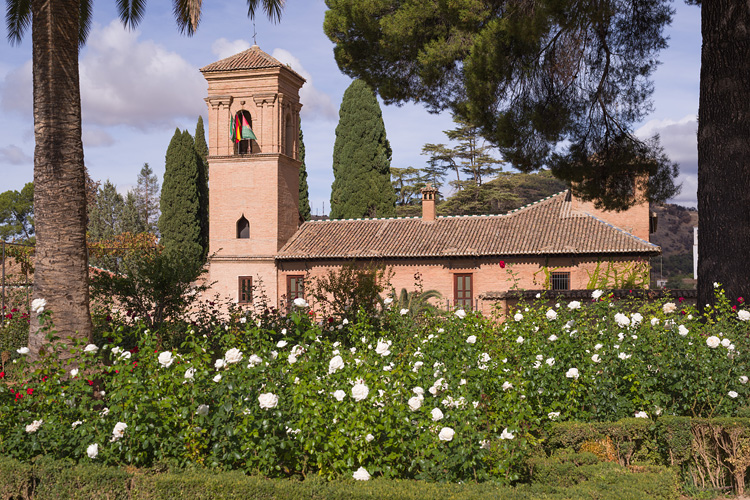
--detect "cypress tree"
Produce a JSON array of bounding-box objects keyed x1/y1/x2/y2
[
  {"x1": 159, "y1": 129, "x2": 203, "y2": 272},
  {"x1": 330, "y1": 80, "x2": 396, "y2": 219},
  {"x1": 298, "y1": 122, "x2": 311, "y2": 221},
  {"x1": 194, "y1": 117, "x2": 209, "y2": 261}
]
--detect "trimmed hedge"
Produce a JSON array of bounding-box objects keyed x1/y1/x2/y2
[{"x1": 0, "y1": 456, "x2": 678, "y2": 500}]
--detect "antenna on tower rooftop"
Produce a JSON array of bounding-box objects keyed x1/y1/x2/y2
[{"x1": 252, "y1": 21, "x2": 257, "y2": 46}]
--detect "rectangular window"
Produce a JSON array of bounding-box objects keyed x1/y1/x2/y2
[
  {"x1": 454, "y1": 273, "x2": 473, "y2": 308},
  {"x1": 238, "y1": 276, "x2": 252, "y2": 304},
  {"x1": 287, "y1": 275, "x2": 305, "y2": 301},
  {"x1": 550, "y1": 272, "x2": 570, "y2": 291}
]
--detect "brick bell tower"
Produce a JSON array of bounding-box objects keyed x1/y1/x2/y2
[{"x1": 200, "y1": 45, "x2": 305, "y2": 308}]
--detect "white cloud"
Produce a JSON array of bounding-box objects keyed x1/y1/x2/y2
[
  {"x1": 211, "y1": 38, "x2": 251, "y2": 60},
  {"x1": 0, "y1": 60, "x2": 32, "y2": 115},
  {"x1": 636, "y1": 115, "x2": 697, "y2": 207},
  {"x1": 0, "y1": 144, "x2": 32, "y2": 165},
  {"x1": 272, "y1": 48, "x2": 337, "y2": 121},
  {"x1": 78, "y1": 20, "x2": 206, "y2": 129}
]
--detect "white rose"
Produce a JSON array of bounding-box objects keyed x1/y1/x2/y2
[
  {"x1": 500, "y1": 428, "x2": 515, "y2": 440},
  {"x1": 247, "y1": 354, "x2": 262, "y2": 367},
  {"x1": 431, "y1": 408, "x2": 444, "y2": 421},
  {"x1": 546, "y1": 357, "x2": 555, "y2": 366},
  {"x1": 651, "y1": 317, "x2": 660, "y2": 326},
  {"x1": 258, "y1": 392, "x2": 279, "y2": 409},
  {"x1": 214, "y1": 358, "x2": 226, "y2": 370},
  {"x1": 408, "y1": 396, "x2": 423, "y2": 411},
  {"x1": 413, "y1": 386, "x2": 425, "y2": 396},
  {"x1": 594, "y1": 343, "x2": 603, "y2": 350},
  {"x1": 87, "y1": 443, "x2": 99, "y2": 459},
  {"x1": 502, "y1": 381, "x2": 513, "y2": 391},
  {"x1": 119, "y1": 351, "x2": 131, "y2": 360},
  {"x1": 112, "y1": 422, "x2": 127, "y2": 440},
  {"x1": 546, "y1": 309, "x2": 557, "y2": 320},
  {"x1": 706, "y1": 336, "x2": 721, "y2": 348},
  {"x1": 375, "y1": 339, "x2": 392, "y2": 357},
  {"x1": 333, "y1": 390, "x2": 346, "y2": 402},
  {"x1": 634, "y1": 411, "x2": 648, "y2": 419},
  {"x1": 212, "y1": 374, "x2": 222, "y2": 383},
  {"x1": 466, "y1": 335, "x2": 477, "y2": 344},
  {"x1": 365, "y1": 433, "x2": 374, "y2": 442},
  {"x1": 678, "y1": 325, "x2": 689, "y2": 336},
  {"x1": 224, "y1": 348, "x2": 243, "y2": 364},
  {"x1": 663, "y1": 302, "x2": 677, "y2": 314},
  {"x1": 293, "y1": 297, "x2": 308, "y2": 307},
  {"x1": 184, "y1": 368, "x2": 195, "y2": 380},
  {"x1": 565, "y1": 367, "x2": 580, "y2": 379},
  {"x1": 591, "y1": 354, "x2": 601, "y2": 363},
  {"x1": 454, "y1": 309, "x2": 467, "y2": 319},
  {"x1": 568, "y1": 301, "x2": 581, "y2": 310},
  {"x1": 412, "y1": 361, "x2": 424, "y2": 372},
  {"x1": 513, "y1": 313, "x2": 523, "y2": 322},
  {"x1": 618, "y1": 352, "x2": 631, "y2": 360},
  {"x1": 70, "y1": 368, "x2": 79, "y2": 378},
  {"x1": 400, "y1": 308, "x2": 409, "y2": 316},
  {"x1": 157, "y1": 351, "x2": 174, "y2": 368},
  {"x1": 72, "y1": 420, "x2": 83, "y2": 428},
  {"x1": 84, "y1": 344, "x2": 99, "y2": 353},
  {"x1": 383, "y1": 297, "x2": 393, "y2": 305},
  {"x1": 352, "y1": 383, "x2": 369, "y2": 401},
  {"x1": 631, "y1": 313, "x2": 643, "y2": 325},
  {"x1": 592, "y1": 290, "x2": 603, "y2": 300},
  {"x1": 352, "y1": 466, "x2": 371, "y2": 481},
  {"x1": 740, "y1": 376, "x2": 748, "y2": 384},
  {"x1": 516, "y1": 336, "x2": 524, "y2": 344},
  {"x1": 25, "y1": 419, "x2": 43, "y2": 433},
  {"x1": 738, "y1": 310, "x2": 750, "y2": 321},
  {"x1": 548, "y1": 412, "x2": 560, "y2": 420},
  {"x1": 276, "y1": 340, "x2": 288, "y2": 348},
  {"x1": 548, "y1": 334, "x2": 558, "y2": 342},
  {"x1": 196, "y1": 404, "x2": 209, "y2": 416},
  {"x1": 31, "y1": 298, "x2": 47, "y2": 314},
  {"x1": 721, "y1": 338, "x2": 731, "y2": 348},
  {"x1": 614, "y1": 313, "x2": 630, "y2": 327},
  {"x1": 16, "y1": 347, "x2": 29, "y2": 355},
  {"x1": 328, "y1": 355, "x2": 345, "y2": 374},
  {"x1": 438, "y1": 427, "x2": 455, "y2": 441}
]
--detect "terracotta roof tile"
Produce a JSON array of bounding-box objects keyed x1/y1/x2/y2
[
  {"x1": 200, "y1": 45, "x2": 300, "y2": 77},
  {"x1": 276, "y1": 191, "x2": 660, "y2": 260}
]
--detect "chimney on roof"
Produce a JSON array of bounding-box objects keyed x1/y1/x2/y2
[{"x1": 421, "y1": 184, "x2": 439, "y2": 221}]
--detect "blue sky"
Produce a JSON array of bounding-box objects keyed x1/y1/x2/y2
[{"x1": 0, "y1": 0, "x2": 701, "y2": 212}]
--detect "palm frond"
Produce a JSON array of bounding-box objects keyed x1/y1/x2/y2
[
  {"x1": 116, "y1": 0, "x2": 147, "y2": 31},
  {"x1": 79, "y1": 0, "x2": 93, "y2": 46},
  {"x1": 247, "y1": 0, "x2": 283, "y2": 23},
  {"x1": 172, "y1": 0, "x2": 201, "y2": 35},
  {"x1": 5, "y1": 0, "x2": 31, "y2": 45}
]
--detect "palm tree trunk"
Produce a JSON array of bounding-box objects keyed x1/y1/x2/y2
[
  {"x1": 29, "y1": 0, "x2": 93, "y2": 357},
  {"x1": 697, "y1": 1, "x2": 750, "y2": 310}
]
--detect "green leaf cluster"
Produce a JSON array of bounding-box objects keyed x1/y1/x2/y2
[
  {"x1": 0, "y1": 182, "x2": 34, "y2": 242},
  {"x1": 330, "y1": 80, "x2": 395, "y2": 219}
]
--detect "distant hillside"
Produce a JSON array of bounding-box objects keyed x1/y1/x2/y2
[{"x1": 649, "y1": 203, "x2": 698, "y2": 281}]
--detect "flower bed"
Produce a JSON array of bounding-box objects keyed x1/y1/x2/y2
[{"x1": 1, "y1": 286, "x2": 749, "y2": 486}]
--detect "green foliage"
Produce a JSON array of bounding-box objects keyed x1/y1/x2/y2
[
  {"x1": 159, "y1": 129, "x2": 204, "y2": 273},
  {"x1": 323, "y1": 0, "x2": 680, "y2": 210},
  {"x1": 330, "y1": 80, "x2": 396, "y2": 219},
  {"x1": 135, "y1": 163, "x2": 161, "y2": 235},
  {"x1": 88, "y1": 180, "x2": 125, "y2": 243},
  {"x1": 391, "y1": 166, "x2": 425, "y2": 206},
  {"x1": 298, "y1": 122, "x2": 311, "y2": 221},
  {"x1": 585, "y1": 259, "x2": 651, "y2": 289},
  {"x1": 0, "y1": 182, "x2": 34, "y2": 242},
  {"x1": 194, "y1": 117, "x2": 210, "y2": 260}
]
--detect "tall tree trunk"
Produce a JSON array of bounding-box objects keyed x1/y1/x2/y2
[
  {"x1": 697, "y1": 1, "x2": 750, "y2": 310},
  {"x1": 29, "y1": 0, "x2": 93, "y2": 357}
]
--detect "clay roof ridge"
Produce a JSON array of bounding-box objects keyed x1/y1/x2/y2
[
  {"x1": 503, "y1": 190, "x2": 569, "y2": 217},
  {"x1": 200, "y1": 45, "x2": 304, "y2": 79},
  {"x1": 580, "y1": 211, "x2": 661, "y2": 251}
]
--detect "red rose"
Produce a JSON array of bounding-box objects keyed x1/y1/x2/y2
[
  {"x1": 41, "y1": 376, "x2": 47, "y2": 382},
  {"x1": 88, "y1": 380, "x2": 93, "y2": 386},
  {"x1": 678, "y1": 297, "x2": 684, "y2": 303},
  {"x1": 0, "y1": 371, "x2": 4, "y2": 378},
  {"x1": 26, "y1": 388, "x2": 33, "y2": 395},
  {"x1": 733, "y1": 305, "x2": 738, "y2": 311},
  {"x1": 499, "y1": 260, "x2": 506, "y2": 269},
  {"x1": 739, "y1": 297, "x2": 745, "y2": 304}
]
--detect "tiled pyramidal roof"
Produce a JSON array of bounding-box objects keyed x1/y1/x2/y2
[
  {"x1": 200, "y1": 45, "x2": 295, "y2": 74},
  {"x1": 276, "y1": 191, "x2": 660, "y2": 260}
]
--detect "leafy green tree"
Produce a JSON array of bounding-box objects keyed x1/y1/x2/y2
[
  {"x1": 121, "y1": 191, "x2": 147, "y2": 235},
  {"x1": 298, "y1": 123, "x2": 311, "y2": 221},
  {"x1": 330, "y1": 80, "x2": 396, "y2": 219},
  {"x1": 159, "y1": 129, "x2": 203, "y2": 274},
  {"x1": 5, "y1": 0, "x2": 284, "y2": 355},
  {"x1": 0, "y1": 183, "x2": 34, "y2": 242},
  {"x1": 391, "y1": 167, "x2": 424, "y2": 206},
  {"x1": 135, "y1": 163, "x2": 160, "y2": 235},
  {"x1": 88, "y1": 180, "x2": 125, "y2": 243},
  {"x1": 193, "y1": 120, "x2": 209, "y2": 261}
]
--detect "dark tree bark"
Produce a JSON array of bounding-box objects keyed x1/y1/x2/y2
[
  {"x1": 29, "y1": 0, "x2": 93, "y2": 356},
  {"x1": 697, "y1": 1, "x2": 750, "y2": 309}
]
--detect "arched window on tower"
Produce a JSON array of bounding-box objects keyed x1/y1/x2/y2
[
  {"x1": 232, "y1": 110, "x2": 256, "y2": 154},
  {"x1": 285, "y1": 113, "x2": 294, "y2": 158},
  {"x1": 236, "y1": 215, "x2": 249, "y2": 239}
]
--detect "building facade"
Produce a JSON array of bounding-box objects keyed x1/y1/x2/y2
[{"x1": 201, "y1": 47, "x2": 660, "y2": 315}]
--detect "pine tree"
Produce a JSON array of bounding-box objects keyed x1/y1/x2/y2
[
  {"x1": 330, "y1": 80, "x2": 396, "y2": 219},
  {"x1": 159, "y1": 129, "x2": 203, "y2": 273},
  {"x1": 135, "y1": 163, "x2": 160, "y2": 235},
  {"x1": 298, "y1": 122, "x2": 311, "y2": 221},
  {"x1": 194, "y1": 117, "x2": 209, "y2": 261},
  {"x1": 88, "y1": 180, "x2": 124, "y2": 242},
  {"x1": 121, "y1": 191, "x2": 146, "y2": 235}
]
